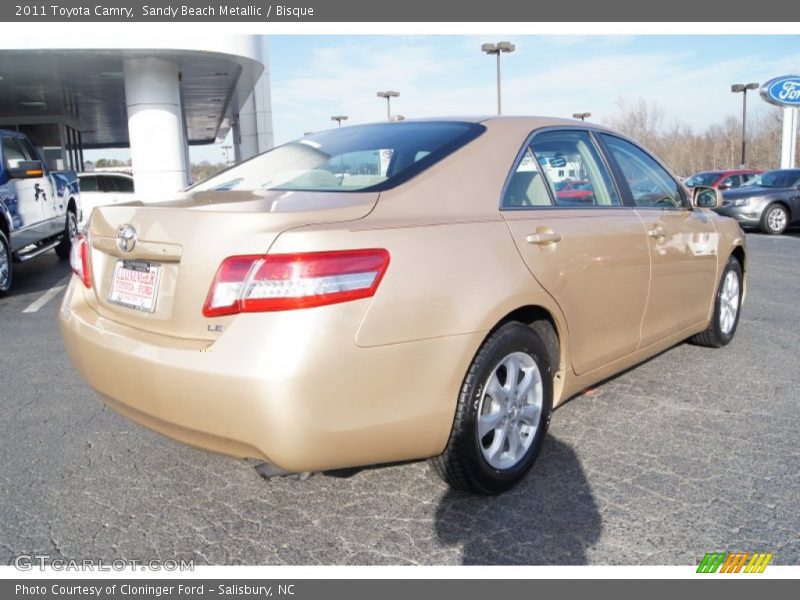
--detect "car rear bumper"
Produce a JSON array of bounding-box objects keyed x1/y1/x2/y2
[{"x1": 58, "y1": 279, "x2": 478, "y2": 472}]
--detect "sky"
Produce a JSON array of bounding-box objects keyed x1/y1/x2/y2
[{"x1": 86, "y1": 34, "x2": 800, "y2": 164}]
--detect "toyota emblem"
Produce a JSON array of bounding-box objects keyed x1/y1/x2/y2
[{"x1": 117, "y1": 224, "x2": 137, "y2": 253}]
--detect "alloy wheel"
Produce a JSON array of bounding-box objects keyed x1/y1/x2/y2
[
  {"x1": 767, "y1": 207, "x2": 787, "y2": 233},
  {"x1": 477, "y1": 351, "x2": 543, "y2": 470},
  {"x1": 719, "y1": 269, "x2": 740, "y2": 335}
]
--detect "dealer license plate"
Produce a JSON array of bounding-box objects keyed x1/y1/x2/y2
[{"x1": 108, "y1": 259, "x2": 162, "y2": 313}]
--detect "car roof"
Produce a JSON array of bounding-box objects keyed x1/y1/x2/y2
[
  {"x1": 376, "y1": 115, "x2": 614, "y2": 131},
  {"x1": 0, "y1": 129, "x2": 26, "y2": 138},
  {"x1": 80, "y1": 171, "x2": 133, "y2": 178}
]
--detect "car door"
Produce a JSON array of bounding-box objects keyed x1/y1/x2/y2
[
  {"x1": 598, "y1": 133, "x2": 719, "y2": 346},
  {"x1": 1, "y1": 135, "x2": 46, "y2": 249},
  {"x1": 501, "y1": 129, "x2": 651, "y2": 376},
  {"x1": 18, "y1": 137, "x2": 61, "y2": 236}
]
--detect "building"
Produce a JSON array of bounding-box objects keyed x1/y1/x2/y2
[{"x1": 0, "y1": 34, "x2": 274, "y2": 198}]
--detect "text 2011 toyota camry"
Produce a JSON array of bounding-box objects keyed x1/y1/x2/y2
[{"x1": 59, "y1": 117, "x2": 746, "y2": 494}]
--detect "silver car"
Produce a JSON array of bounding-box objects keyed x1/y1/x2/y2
[{"x1": 715, "y1": 169, "x2": 800, "y2": 235}]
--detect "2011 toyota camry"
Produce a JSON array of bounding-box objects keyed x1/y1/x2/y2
[{"x1": 59, "y1": 117, "x2": 746, "y2": 494}]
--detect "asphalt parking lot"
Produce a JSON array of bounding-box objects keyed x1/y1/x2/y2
[{"x1": 1, "y1": 230, "x2": 799, "y2": 566}]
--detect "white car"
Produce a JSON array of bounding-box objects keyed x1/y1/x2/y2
[{"x1": 77, "y1": 172, "x2": 135, "y2": 225}]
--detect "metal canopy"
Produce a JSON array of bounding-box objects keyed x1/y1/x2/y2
[{"x1": 0, "y1": 48, "x2": 264, "y2": 148}]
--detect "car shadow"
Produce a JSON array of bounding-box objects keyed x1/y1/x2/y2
[
  {"x1": 433, "y1": 436, "x2": 602, "y2": 565},
  {"x1": 5, "y1": 254, "x2": 71, "y2": 297}
]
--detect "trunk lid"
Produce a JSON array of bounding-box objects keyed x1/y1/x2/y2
[{"x1": 84, "y1": 189, "x2": 378, "y2": 339}]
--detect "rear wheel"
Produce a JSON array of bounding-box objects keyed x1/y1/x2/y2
[
  {"x1": 431, "y1": 322, "x2": 554, "y2": 494},
  {"x1": 55, "y1": 210, "x2": 77, "y2": 260},
  {"x1": 690, "y1": 256, "x2": 743, "y2": 348},
  {"x1": 0, "y1": 230, "x2": 11, "y2": 295},
  {"x1": 760, "y1": 203, "x2": 788, "y2": 235}
]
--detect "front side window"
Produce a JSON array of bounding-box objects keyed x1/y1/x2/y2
[
  {"x1": 2, "y1": 137, "x2": 27, "y2": 169},
  {"x1": 600, "y1": 134, "x2": 684, "y2": 210},
  {"x1": 531, "y1": 130, "x2": 621, "y2": 207},
  {"x1": 190, "y1": 121, "x2": 484, "y2": 194},
  {"x1": 720, "y1": 175, "x2": 741, "y2": 188}
]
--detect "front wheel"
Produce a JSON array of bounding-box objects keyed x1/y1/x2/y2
[
  {"x1": 55, "y1": 210, "x2": 77, "y2": 260},
  {"x1": 0, "y1": 230, "x2": 12, "y2": 295},
  {"x1": 760, "y1": 203, "x2": 788, "y2": 235},
  {"x1": 690, "y1": 256, "x2": 743, "y2": 348},
  {"x1": 430, "y1": 322, "x2": 554, "y2": 494}
]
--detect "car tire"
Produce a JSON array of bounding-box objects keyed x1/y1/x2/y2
[
  {"x1": 690, "y1": 256, "x2": 743, "y2": 348},
  {"x1": 431, "y1": 322, "x2": 554, "y2": 495},
  {"x1": 760, "y1": 203, "x2": 789, "y2": 235},
  {"x1": 0, "y1": 230, "x2": 12, "y2": 296},
  {"x1": 55, "y1": 209, "x2": 77, "y2": 260}
]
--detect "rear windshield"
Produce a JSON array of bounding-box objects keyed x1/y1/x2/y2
[{"x1": 190, "y1": 121, "x2": 485, "y2": 193}]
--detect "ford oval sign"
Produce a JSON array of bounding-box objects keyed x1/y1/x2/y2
[{"x1": 760, "y1": 75, "x2": 800, "y2": 107}]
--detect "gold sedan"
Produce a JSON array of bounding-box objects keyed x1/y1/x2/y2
[{"x1": 59, "y1": 117, "x2": 746, "y2": 494}]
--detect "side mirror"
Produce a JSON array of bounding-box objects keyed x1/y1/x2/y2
[
  {"x1": 8, "y1": 160, "x2": 44, "y2": 180},
  {"x1": 692, "y1": 185, "x2": 722, "y2": 209}
]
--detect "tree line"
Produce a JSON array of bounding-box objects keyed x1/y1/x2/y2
[{"x1": 603, "y1": 99, "x2": 799, "y2": 177}]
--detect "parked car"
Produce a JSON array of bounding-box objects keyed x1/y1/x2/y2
[
  {"x1": 77, "y1": 172, "x2": 135, "y2": 226},
  {"x1": 59, "y1": 118, "x2": 746, "y2": 494},
  {"x1": 0, "y1": 130, "x2": 81, "y2": 294},
  {"x1": 554, "y1": 179, "x2": 594, "y2": 203},
  {"x1": 684, "y1": 169, "x2": 761, "y2": 191},
  {"x1": 715, "y1": 168, "x2": 800, "y2": 234}
]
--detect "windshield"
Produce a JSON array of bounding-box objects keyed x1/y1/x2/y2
[
  {"x1": 747, "y1": 170, "x2": 800, "y2": 188},
  {"x1": 684, "y1": 172, "x2": 722, "y2": 187},
  {"x1": 190, "y1": 121, "x2": 485, "y2": 193}
]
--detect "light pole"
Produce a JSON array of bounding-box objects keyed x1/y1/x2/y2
[
  {"x1": 331, "y1": 115, "x2": 348, "y2": 127},
  {"x1": 481, "y1": 41, "x2": 515, "y2": 115},
  {"x1": 376, "y1": 91, "x2": 400, "y2": 121},
  {"x1": 731, "y1": 82, "x2": 759, "y2": 167},
  {"x1": 572, "y1": 112, "x2": 591, "y2": 122}
]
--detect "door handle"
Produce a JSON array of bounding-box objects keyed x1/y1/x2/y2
[
  {"x1": 526, "y1": 231, "x2": 562, "y2": 245},
  {"x1": 647, "y1": 225, "x2": 667, "y2": 240}
]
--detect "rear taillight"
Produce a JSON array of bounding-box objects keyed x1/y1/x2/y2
[
  {"x1": 69, "y1": 234, "x2": 92, "y2": 288},
  {"x1": 203, "y1": 249, "x2": 390, "y2": 317}
]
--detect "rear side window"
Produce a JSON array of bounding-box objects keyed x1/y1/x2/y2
[
  {"x1": 190, "y1": 121, "x2": 485, "y2": 193},
  {"x1": 115, "y1": 176, "x2": 134, "y2": 193},
  {"x1": 502, "y1": 130, "x2": 621, "y2": 208},
  {"x1": 531, "y1": 130, "x2": 621, "y2": 207},
  {"x1": 600, "y1": 134, "x2": 685, "y2": 209},
  {"x1": 105, "y1": 176, "x2": 134, "y2": 193},
  {"x1": 501, "y1": 148, "x2": 552, "y2": 208},
  {"x1": 79, "y1": 176, "x2": 99, "y2": 192}
]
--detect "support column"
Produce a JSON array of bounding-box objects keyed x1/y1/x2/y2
[
  {"x1": 124, "y1": 57, "x2": 189, "y2": 198},
  {"x1": 781, "y1": 107, "x2": 798, "y2": 168},
  {"x1": 234, "y1": 36, "x2": 275, "y2": 163}
]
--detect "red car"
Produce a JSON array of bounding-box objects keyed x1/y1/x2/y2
[
  {"x1": 555, "y1": 179, "x2": 594, "y2": 202},
  {"x1": 684, "y1": 169, "x2": 761, "y2": 191}
]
